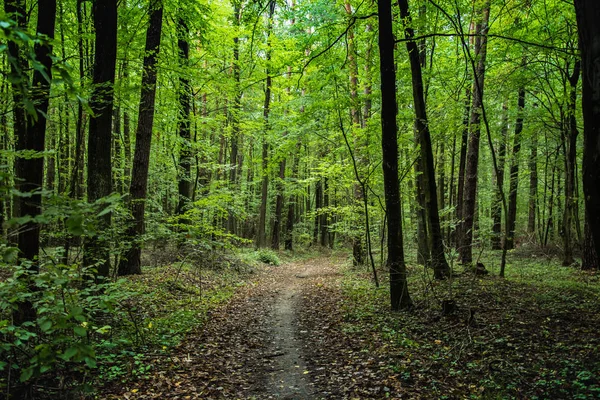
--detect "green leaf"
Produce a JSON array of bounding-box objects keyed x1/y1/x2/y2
[
  {"x1": 38, "y1": 318, "x2": 52, "y2": 333},
  {"x1": 84, "y1": 357, "x2": 97, "y2": 368},
  {"x1": 66, "y1": 214, "x2": 84, "y2": 236},
  {"x1": 62, "y1": 346, "x2": 78, "y2": 361},
  {"x1": 20, "y1": 367, "x2": 34, "y2": 382},
  {"x1": 73, "y1": 326, "x2": 86, "y2": 337}
]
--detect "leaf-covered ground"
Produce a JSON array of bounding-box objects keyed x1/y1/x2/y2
[{"x1": 99, "y1": 252, "x2": 600, "y2": 399}]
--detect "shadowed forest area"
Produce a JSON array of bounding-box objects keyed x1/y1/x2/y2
[{"x1": 1, "y1": 0, "x2": 600, "y2": 398}]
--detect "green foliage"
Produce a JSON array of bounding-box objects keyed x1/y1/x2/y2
[
  {"x1": 253, "y1": 249, "x2": 281, "y2": 266},
  {"x1": 0, "y1": 263, "x2": 131, "y2": 384}
]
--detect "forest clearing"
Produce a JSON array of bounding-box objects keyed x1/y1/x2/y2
[{"x1": 1, "y1": 0, "x2": 600, "y2": 398}]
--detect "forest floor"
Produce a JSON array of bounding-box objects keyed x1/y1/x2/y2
[{"x1": 100, "y1": 252, "x2": 600, "y2": 399}]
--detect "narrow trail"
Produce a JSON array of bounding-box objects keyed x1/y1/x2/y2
[{"x1": 103, "y1": 257, "x2": 352, "y2": 400}]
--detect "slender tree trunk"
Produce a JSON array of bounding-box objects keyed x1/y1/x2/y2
[
  {"x1": 176, "y1": 14, "x2": 192, "y2": 215},
  {"x1": 377, "y1": 0, "x2": 412, "y2": 310},
  {"x1": 271, "y1": 157, "x2": 285, "y2": 249},
  {"x1": 313, "y1": 178, "x2": 322, "y2": 245},
  {"x1": 397, "y1": 0, "x2": 450, "y2": 278},
  {"x1": 454, "y1": 88, "x2": 470, "y2": 247},
  {"x1": 122, "y1": 61, "x2": 132, "y2": 192},
  {"x1": 85, "y1": 0, "x2": 117, "y2": 278},
  {"x1": 459, "y1": 2, "x2": 490, "y2": 265},
  {"x1": 505, "y1": 83, "x2": 526, "y2": 250},
  {"x1": 320, "y1": 177, "x2": 329, "y2": 247},
  {"x1": 227, "y1": 0, "x2": 242, "y2": 234},
  {"x1": 491, "y1": 100, "x2": 508, "y2": 250},
  {"x1": 119, "y1": 0, "x2": 163, "y2": 275},
  {"x1": 256, "y1": 0, "x2": 275, "y2": 248},
  {"x1": 561, "y1": 61, "x2": 580, "y2": 265},
  {"x1": 528, "y1": 135, "x2": 538, "y2": 236},
  {"x1": 345, "y1": 1, "x2": 365, "y2": 265},
  {"x1": 582, "y1": 210, "x2": 599, "y2": 269},
  {"x1": 284, "y1": 141, "x2": 301, "y2": 250}
]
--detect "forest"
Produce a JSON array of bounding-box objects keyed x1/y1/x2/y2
[{"x1": 1, "y1": 0, "x2": 600, "y2": 398}]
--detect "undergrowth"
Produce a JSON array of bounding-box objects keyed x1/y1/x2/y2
[{"x1": 341, "y1": 250, "x2": 600, "y2": 399}]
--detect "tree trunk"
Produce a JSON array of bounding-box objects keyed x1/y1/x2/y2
[
  {"x1": 256, "y1": 0, "x2": 275, "y2": 248},
  {"x1": 119, "y1": 0, "x2": 163, "y2": 275},
  {"x1": 377, "y1": 0, "x2": 412, "y2": 310},
  {"x1": 85, "y1": 0, "x2": 117, "y2": 278},
  {"x1": 8, "y1": 0, "x2": 56, "y2": 323},
  {"x1": 313, "y1": 178, "x2": 322, "y2": 245},
  {"x1": 397, "y1": 0, "x2": 450, "y2": 279},
  {"x1": 320, "y1": 177, "x2": 329, "y2": 247},
  {"x1": 345, "y1": 1, "x2": 365, "y2": 265},
  {"x1": 271, "y1": 157, "x2": 285, "y2": 249},
  {"x1": 505, "y1": 84, "x2": 526, "y2": 250},
  {"x1": 582, "y1": 210, "x2": 599, "y2": 269},
  {"x1": 491, "y1": 99, "x2": 508, "y2": 250},
  {"x1": 575, "y1": 0, "x2": 600, "y2": 261},
  {"x1": 561, "y1": 61, "x2": 580, "y2": 266},
  {"x1": 528, "y1": 134, "x2": 538, "y2": 236},
  {"x1": 123, "y1": 61, "x2": 132, "y2": 192},
  {"x1": 176, "y1": 14, "x2": 192, "y2": 215},
  {"x1": 459, "y1": 2, "x2": 490, "y2": 265},
  {"x1": 454, "y1": 87, "x2": 470, "y2": 247},
  {"x1": 227, "y1": 0, "x2": 242, "y2": 234}
]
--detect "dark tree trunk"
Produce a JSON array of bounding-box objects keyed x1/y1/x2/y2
[
  {"x1": 8, "y1": 0, "x2": 56, "y2": 323},
  {"x1": 320, "y1": 177, "x2": 329, "y2": 247},
  {"x1": 561, "y1": 61, "x2": 580, "y2": 266},
  {"x1": 505, "y1": 84, "x2": 526, "y2": 250},
  {"x1": 459, "y1": 2, "x2": 490, "y2": 265},
  {"x1": 284, "y1": 142, "x2": 301, "y2": 250},
  {"x1": 398, "y1": 0, "x2": 450, "y2": 279},
  {"x1": 377, "y1": 0, "x2": 412, "y2": 310},
  {"x1": 119, "y1": 0, "x2": 163, "y2": 276},
  {"x1": 123, "y1": 61, "x2": 132, "y2": 192},
  {"x1": 271, "y1": 158, "x2": 285, "y2": 249},
  {"x1": 227, "y1": 0, "x2": 242, "y2": 234},
  {"x1": 113, "y1": 106, "x2": 122, "y2": 193},
  {"x1": 454, "y1": 88, "x2": 470, "y2": 247},
  {"x1": 582, "y1": 211, "x2": 599, "y2": 270},
  {"x1": 415, "y1": 153, "x2": 430, "y2": 266},
  {"x1": 346, "y1": 1, "x2": 365, "y2": 265},
  {"x1": 528, "y1": 135, "x2": 538, "y2": 236},
  {"x1": 575, "y1": 0, "x2": 600, "y2": 262},
  {"x1": 176, "y1": 14, "x2": 192, "y2": 215},
  {"x1": 85, "y1": 0, "x2": 117, "y2": 278},
  {"x1": 256, "y1": 0, "x2": 275, "y2": 248},
  {"x1": 313, "y1": 178, "x2": 322, "y2": 245},
  {"x1": 491, "y1": 100, "x2": 508, "y2": 250}
]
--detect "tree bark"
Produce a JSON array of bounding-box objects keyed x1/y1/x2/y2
[
  {"x1": 459, "y1": 2, "x2": 490, "y2": 265},
  {"x1": 505, "y1": 84, "x2": 526, "y2": 250},
  {"x1": 176, "y1": 14, "x2": 192, "y2": 215},
  {"x1": 227, "y1": 0, "x2": 242, "y2": 234},
  {"x1": 528, "y1": 134, "x2": 538, "y2": 236},
  {"x1": 491, "y1": 100, "x2": 508, "y2": 250},
  {"x1": 377, "y1": 0, "x2": 412, "y2": 310},
  {"x1": 397, "y1": 0, "x2": 450, "y2": 279},
  {"x1": 8, "y1": 0, "x2": 56, "y2": 323},
  {"x1": 256, "y1": 0, "x2": 275, "y2": 248},
  {"x1": 454, "y1": 87, "x2": 470, "y2": 247},
  {"x1": 85, "y1": 0, "x2": 117, "y2": 278},
  {"x1": 345, "y1": 1, "x2": 365, "y2": 265},
  {"x1": 119, "y1": 0, "x2": 163, "y2": 275},
  {"x1": 575, "y1": 0, "x2": 600, "y2": 261},
  {"x1": 561, "y1": 61, "x2": 580, "y2": 266}
]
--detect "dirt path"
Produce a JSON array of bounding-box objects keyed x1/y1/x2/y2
[{"x1": 103, "y1": 257, "x2": 348, "y2": 399}]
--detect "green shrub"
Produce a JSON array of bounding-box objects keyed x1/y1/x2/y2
[{"x1": 255, "y1": 249, "x2": 281, "y2": 266}]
